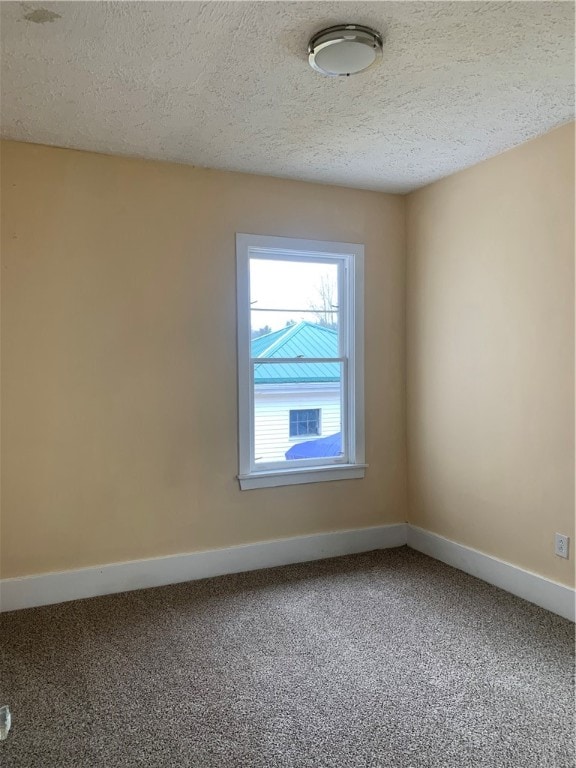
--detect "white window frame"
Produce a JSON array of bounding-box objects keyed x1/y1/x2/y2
[{"x1": 236, "y1": 233, "x2": 366, "y2": 490}]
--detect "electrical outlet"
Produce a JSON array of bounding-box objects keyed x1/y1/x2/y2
[{"x1": 554, "y1": 533, "x2": 570, "y2": 559}]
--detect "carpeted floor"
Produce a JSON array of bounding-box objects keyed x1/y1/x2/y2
[{"x1": 0, "y1": 547, "x2": 574, "y2": 767}]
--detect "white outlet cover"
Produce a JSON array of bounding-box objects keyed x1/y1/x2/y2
[{"x1": 554, "y1": 533, "x2": 570, "y2": 559}]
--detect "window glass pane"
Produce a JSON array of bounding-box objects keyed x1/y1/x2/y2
[
  {"x1": 253, "y1": 361, "x2": 344, "y2": 465},
  {"x1": 289, "y1": 409, "x2": 320, "y2": 437},
  {"x1": 250, "y1": 259, "x2": 339, "y2": 351}
]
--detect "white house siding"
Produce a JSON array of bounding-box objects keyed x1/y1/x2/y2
[{"x1": 254, "y1": 383, "x2": 341, "y2": 463}]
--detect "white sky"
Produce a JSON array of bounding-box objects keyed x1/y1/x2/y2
[{"x1": 250, "y1": 259, "x2": 338, "y2": 332}]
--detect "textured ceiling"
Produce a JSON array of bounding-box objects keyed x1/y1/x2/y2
[{"x1": 1, "y1": 1, "x2": 574, "y2": 192}]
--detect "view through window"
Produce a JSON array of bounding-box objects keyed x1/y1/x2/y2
[{"x1": 250, "y1": 258, "x2": 343, "y2": 465}]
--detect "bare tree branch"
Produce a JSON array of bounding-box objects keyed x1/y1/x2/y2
[{"x1": 308, "y1": 274, "x2": 338, "y2": 329}]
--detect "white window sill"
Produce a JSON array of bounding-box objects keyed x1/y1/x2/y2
[{"x1": 238, "y1": 464, "x2": 367, "y2": 490}]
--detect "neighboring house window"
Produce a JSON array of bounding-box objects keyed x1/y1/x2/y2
[
  {"x1": 289, "y1": 409, "x2": 321, "y2": 438},
  {"x1": 236, "y1": 233, "x2": 366, "y2": 490}
]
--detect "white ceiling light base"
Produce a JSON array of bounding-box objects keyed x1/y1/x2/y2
[{"x1": 308, "y1": 24, "x2": 383, "y2": 77}]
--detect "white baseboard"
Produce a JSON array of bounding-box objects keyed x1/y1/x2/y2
[
  {"x1": 407, "y1": 525, "x2": 575, "y2": 622},
  {"x1": 0, "y1": 523, "x2": 407, "y2": 613},
  {"x1": 3, "y1": 522, "x2": 573, "y2": 621}
]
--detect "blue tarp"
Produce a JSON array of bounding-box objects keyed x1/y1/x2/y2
[{"x1": 285, "y1": 432, "x2": 342, "y2": 460}]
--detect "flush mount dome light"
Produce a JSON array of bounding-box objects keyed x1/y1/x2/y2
[{"x1": 308, "y1": 24, "x2": 383, "y2": 77}]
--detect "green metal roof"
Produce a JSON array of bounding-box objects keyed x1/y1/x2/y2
[
  {"x1": 250, "y1": 327, "x2": 288, "y2": 357},
  {"x1": 252, "y1": 322, "x2": 339, "y2": 384}
]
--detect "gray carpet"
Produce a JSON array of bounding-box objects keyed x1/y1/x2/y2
[{"x1": 0, "y1": 547, "x2": 574, "y2": 767}]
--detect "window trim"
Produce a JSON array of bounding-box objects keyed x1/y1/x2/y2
[{"x1": 236, "y1": 233, "x2": 366, "y2": 490}]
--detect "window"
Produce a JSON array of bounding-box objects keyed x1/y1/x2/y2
[
  {"x1": 236, "y1": 233, "x2": 365, "y2": 490},
  {"x1": 289, "y1": 409, "x2": 321, "y2": 438}
]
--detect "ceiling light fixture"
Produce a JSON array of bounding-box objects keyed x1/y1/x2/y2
[{"x1": 308, "y1": 24, "x2": 383, "y2": 77}]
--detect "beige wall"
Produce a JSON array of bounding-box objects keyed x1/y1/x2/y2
[
  {"x1": 407, "y1": 123, "x2": 575, "y2": 586},
  {"x1": 2, "y1": 125, "x2": 574, "y2": 586},
  {"x1": 0, "y1": 140, "x2": 407, "y2": 578}
]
